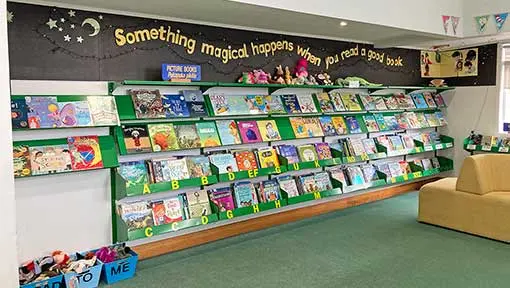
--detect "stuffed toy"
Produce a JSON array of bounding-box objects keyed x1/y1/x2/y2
[
  {"x1": 237, "y1": 72, "x2": 255, "y2": 84},
  {"x1": 305, "y1": 75, "x2": 318, "y2": 85},
  {"x1": 336, "y1": 76, "x2": 383, "y2": 87},
  {"x1": 52, "y1": 250, "x2": 70, "y2": 267},
  {"x1": 271, "y1": 65, "x2": 285, "y2": 84},
  {"x1": 253, "y1": 69, "x2": 270, "y2": 84},
  {"x1": 284, "y1": 66, "x2": 292, "y2": 85},
  {"x1": 96, "y1": 247, "x2": 117, "y2": 263},
  {"x1": 316, "y1": 73, "x2": 333, "y2": 85},
  {"x1": 293, "y1": 58, "x2": 309, "y2": 85}
]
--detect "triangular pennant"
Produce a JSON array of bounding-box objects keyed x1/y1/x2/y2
[
  {"x1": 442, "y1": 15, "x2": 451, "y2": 34},
  {"x1": 475, "y1": 15, "x2": 490, "y2": 33},
  {"x1": 494, "y1": 13, "x2": 509, "y2": 32},
  {"x1": 451, "y1": 16, "x2": 460, "y2": 35}
]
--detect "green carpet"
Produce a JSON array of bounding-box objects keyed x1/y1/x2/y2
[{"x1": 109, "y1": 192, "x2": 510, "y2": 288}]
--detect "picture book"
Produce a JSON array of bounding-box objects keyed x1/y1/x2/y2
[
  {"x1": 296, "y1": 94, "x2": 318, "y2": 113},
  {"x1": 415, "y1": 112, "x2": 429, "y2": 128},
  {"x1": 422, "y1": 92, "x2": 437, "y2": 108},
  {"x1": 319, "y1": 116, "x2": 337, "y2": 136},
  {"x1": 182, "y1": 90, "x2": 207, "y2": 117},
  {"x1": 11, "y1": 99, "x2": 28, "y2": 129},
  {"x1": 346, "y1": 166, "x2": 365, "y2": 185},
  {"x1": 67, "y1": 136, "x2": 103, "y2": 171},
  {"x1": 162, "y1": 197, "x2": 186, "y2": 224},
  {"x1": 424, "y1": 113, "x2": 440, "y2": 127},
  {"x1": 435, "y1": 111, "x2": 448, "y2": 126},
  {"x1": 421, "y1": 158, "x2": 433, "y2": 170},
  {"x1": 350, "y1": 138, "x2": 367, "y2": 156},
  {"x1": 29, "y1": 145, "x2": 72, "y2": 175},
  {"x1": 174, "y1": 124, "x2": 201, "y2": 149},
  {"x1": 429, "y1": 131, "x2": 441, "y2": 144},
  {"x1": 186, "y1": 156, "x2": 212, "y2": 178},
  {"x1": 420, "y1": 133, "x2": 432, "y2": 146},
  {"x1": 344, "y1": 116, "x2": 363, "y2": 134},
  {"x1": 383, "y1": 95, "x2": 399, "y2": 110},
  {"x1": 404, "y1": 112, "x2": 421, "y2": 129},
  {"x1": 316, "y1": 93, "x2": 335, "y2": 113},
  {"x1": 411, "y1": 93, "x2": 429, "y2": 109},
  {"x1": 373, "y1": 114, "x2": 388, "y2": 131},
  {"x1": 361, "y1": 164, "x2": 378, "y2": 182},
  {"x1": 216, "y1": 120, "x2": 242, "y2": 146},
  {"x1": 388, "y1": 162, "x2": 403, "y2": 177},
  {"x1": 362, "y1": 138, "x2": 378, "y2": 154},
  {"x1": 257, "y1": 120, "x2": 281, "y2": 141},
  {"x1": 316, "y1": 172, "x2": 333, "y2": 191},
  {"x1": 298, "y1": 174, "x2": 319, "y2": 194},
  {"x1": 329, "y1": 92, "x2": 346, "y2": 111},
  {"x1": 264, "y1": 95, "x2": 285, "y2": 114},
  {"x1": 118, "y1": 161, "x2": 148, "y2": 187},
  {"x1": 298, "y1": 144, "x2": 319, "y2": 162},
  {"x1": 399, "y1": 161, "x2": 412, "y2": 174},
  {"x1": 120, "y1": 201, "x2": 154, "y2": 231},
  {"x1": 209, "y1": 153, "x2": 238, "y2": 173},
  {"x1": 13, "y1": 145, "x2": 31, "y2": 177},
  {"x1": 315, "y1": 143, "x2": 332, "y2": 160},
  {"x1": 388, "y1": 135, "x2": 405, "y2": 151},
  {"x1": 376, "y1": 136, "x2": 391, "y2": 149},
  {"x1": 238, "y1": 120, "x2": 263, "y2": 143},
  {"x1": 413, "y1": 159, "x2": 423, "y2": 169},
  {"x1": 233, "y1": 181, "x2": 258, "y2": 207},
  {"x1": 161, "y1": 94, "x2": 190, "y2": 117},
  {"x1": 196, "y1": 122, "x2": 221, "y2": 147},
  {"x1": 163, "y1": 158, "x2": 190, "y2": 181},
  {"x1": 281, "y1": 94, "x2": 302, "y2": 114},
  {"x1": 359, "y1": 94, "x2": 377, "y2": 110},
  {"x1": 340, "y1": 93, "x2": 362, "y2": 111},
  {"x1": 277, "y1": 176, "x2": 300, "y2": 198},
  {"x1": 149, "y1": 158, "x2": 166, "y2": 183},
  {"x1": 277, "y1": 144, "x2": 300, "y2": 164},
  {"x1": 328, "y1": 167, "x2": 347, "y2": 187},
  {"x1": 433, "y1": 93, "x2": 446, "y2": 107},
  {"x1": 122, "y1": 125, "x2": 152, "y2": 153},
  {"x1": 86, "y1": 96, "x2": 120, "y2": 126},
  {"x1": 130, "y1": 89, "x2": 165, "y2": 119},
  {"x1": 362, "y1": 115, "x2": 380, "y2": 132},
  {"x1": 383, "y1": 115, "x2": 400, "y2": 130},
  {"x1": 373, "y1": 96, "x2": 388, "y2": 110},
  {"x1": 395, "y1": 113, "x2": 409, "y2": 129},
  {"x1": 209, "y1": 187, "x2": 235, "y2": 212},
  {"x1": 340, "y1": 138, "x2": 354, "y2": 157},
  {"x1": 209, "y1": 94, "x2": 249, "y2": 116},
  {"x1": 289, "y1": 117, "x2": 307, "y2": 138},
  {"x1": 375, "y1": 163, "x2": 391, "y2": 178},
  {"x1": 26, "y1": 96, "x2": 60, "y2": 128},
  {"x1": 257, "y1": 147, "x2": 280, "y2": 168},
  {"x1": 148, "y1": 123, "x2": 179, "y2": 151},
  {"x1": 402, "y1": 135, "x2": 416, "y2": 149},
  {"x1": 397, "y1": 94, "x2": 416, "y2": 109},
  {"x1": 244, "y1": 95, "x2": 268, "y2": 114},
  {"x1": 235, "y1": 150, "x2": 258, "y2": 171},
  {"x1": 61, "y1": 101, "x2": 92, "y2": 127},
  {"x1": 258, "y1": 179, "x2": 281, "y2": 202},
  {"x1": 303, "y1": 117, "x2": 324, "y2": 137},
  {"x1": 431, "y1": 157, "x2": 441, "y2": 169},
  {"x1": 186, "y1": 190, "x2": 212, "y2": 218}
]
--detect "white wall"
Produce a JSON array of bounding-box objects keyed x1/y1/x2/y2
[{"x1": 463, "y1": 0, "x2": 510, "y2": 36}]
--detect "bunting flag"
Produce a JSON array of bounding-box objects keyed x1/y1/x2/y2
[
  {"x1": 451, "y1": 16, "x2": 460, "y2": 35},
  {"x1": 494, "y1": 13, "x2": 508, "y2": 32},
  {"x1": 442, "y1": 15, "x2": 451, "y2": 34},
  {"x1": 474, "y1": 15, "x2": 490, "y2": 33}
]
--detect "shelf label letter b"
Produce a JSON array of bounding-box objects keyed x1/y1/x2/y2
[
  {"x1": 201, "y1": 176, "x2": 209, "y2": 185},
  {"x1": 171, "y1": 180, "x2": 180, "y2": 190}
]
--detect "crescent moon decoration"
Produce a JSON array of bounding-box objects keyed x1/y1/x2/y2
[{"x1": 81, "y1": 18, "x2": 100, "y2": 37}]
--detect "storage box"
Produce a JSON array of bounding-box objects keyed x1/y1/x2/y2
[
  {"x1": 20, "y1": 274, "x2": 64, "y2": 288},
  {"x1": 63, "y1": 257, "x2": 103, "y2": 288},
  {"x1": 101, "y1": 250, "x2": 138, "y2": 284}
]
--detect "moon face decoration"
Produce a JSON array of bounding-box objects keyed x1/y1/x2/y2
[{"x1": 81, "y1": 18, "x2": 100, "y2": 37}]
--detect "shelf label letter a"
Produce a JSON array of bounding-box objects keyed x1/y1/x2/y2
[{"x1": 143, "y1": 184, "x2": 151, "y2": 194}]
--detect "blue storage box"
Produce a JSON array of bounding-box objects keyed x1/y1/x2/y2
[
  {"x1": 101, "y1": 250, "x2": 138, "y2": 284},
  {"x1": 63, "y1": 257, "x2": 103, "y2": 288},
  {"x1": 20, "y1": 274, "x2": 64, "y2": 288}
]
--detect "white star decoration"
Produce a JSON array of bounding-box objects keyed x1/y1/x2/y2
[
  {"x1": 68, "y1": 10, "x2": 76, "y2": 17},
  {"x1": 98, "y1": 15, "x2": 103, "y2": 20},
  {"x1": 7, "y1": 11, "x2": 13, "y2": 23},
  {"x1": 76, "y1": 36, "x2": 84, "y2": 43},
  {"x1": 70, "y1": 24, "x2": 75, "y2": 29},
  {"x1": 46, "y1": 18, "x2": 58, "y2": 29},
  {"x1": 58, "y1": 27, "x2": 63, "y2": 32},
  {"x1": 64, "y1": 35, "x2": 71, "y2": 42},
  {"x1": 60, "y1": 18, "x2": 65, "y2": 23}
]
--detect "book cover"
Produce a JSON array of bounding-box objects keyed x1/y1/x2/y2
[
  {"x1": 257, "y1": 147, "x2": 280, "y2": 168},
  {"x1": 26, "y1": 96, "x2": 60, "y2": 128},
  {"x1": 257, "y1": 120, "x2": 281, "y2": 141},
  {"x1": 258, "y1": 179, "x2": 281, "y2": 203},
  {"x1": 118, "y1": 161, "x2": 149, "y2": 187},
  {"x1": 395, "y1": 113, "x2": 409, "y2": 129},
  {"x1": 350, "y1": 138, "x2": 366, "y2": 156},
  {"x1": 277, "y1": 144, "x2": 300, "y2": 164},
  {"x1": 329, "y1": 92, "x2": 346, "y2": 111},
  {"x1": 376, "y1": 136, "x2": 391, "y2": 149},
  {"x1": 383, "y1": 115, "x2": 400, "y2": 130},
  {"x1": 296, "y1": 94, "x2": 318, "y2": 113},
  {"x1": 423, "y1": 92, "x2": 437, "y2": 108},
  {"x1": 340, "y1": 138, "x2": 354, "y2": 157},
  {"x1": 375, "y1": 163, "x2": 391, "y2": 178},
  {"x1": 186, "y1": 190, "x2": 212, "y2": 218},
  {"x1": 60, "y1": 101, "x2": 92, "y2": 127},
  {"x1": 422, "y1": 158, "x2": 433, "y2": 170},
  {"x1": 346, "y1": 166, "x2": 365, "y2": 185},
  {"x1": 298, "y1": 174, "x2": 319, "y2": 194},
  {"x1": 395, "y1": 94, "x2": 416, "y2": 109},
  {"x1": 314, "y1": 172, "x2": 333, "y2": 191},
  {"x1": 429, "y1": 132, "x2": 441, "y2": 144},
  {"x1": 359, "y1": 94, "x2": 377, "y2": 110},
  {"x1": 373, "y1": 114, "x2": 388, "y2": 131},
  {"x1": 388, "y1": 135, "x2": 405, "y2": 151},
  {"x1": 404, "y1": 112, "x2": 421, "y2": 129},
  {"x1": 361, "y1": 138, "x2": 378, "y2": 154},
  {"x1": 215, "y1": 120, "x2": 242, "y2": 146},
  {"x1": 11, "y1": 99, "x2": 28, "y2": 129},
  {"x1": 233, "y1": 181, "x2": 258, "y2": 207},
  {"x1": 245, "y1": 95, "x2": 268, "y2": 114},
  {"x1": 209, "y1": 153, "x2": 238, "y2": 173},
  {"x1": 415, "y1": 112, "x2": 429, "y2": 128},
  {"x1": 238, "y1": 120, "x2": 263, "y2": 143},
  {"x1": 161, "y1": 94, "x2": 190, "y2": 117},
  {"x1": 434, "y1": 111, "x2": 448, "y2": 126},
  {"x1": 148, "y1": 123, "x2": 179, "y2": 151},
  {"x1": 281, "y1": 94, "x2": 302, "y2": 114},
  {"x1": 382, "y1": 96, "x2": 399, "y2": 110},
  {"x1": 150, "y1": 159, "x2": 166, "y2": 183},
  {"x1": 155, "y1": 197, "x2": 185, "y2": 224},
  {"x1": 120, "y1": 201, "x2": 154, "y2": 231},
  {"x1": 402, "y1": 135, "x2": 416, "y2": 149},
  {"x1": 361, "y1": 164, "x2": 379, "y2": 182},
  {"x1": 315, "y1": 143, "x2": 332, "y2": 160},
  {"x1": 328, "y1": 167, "x2": 347, "y2": 187},
  {"x1": 187, "y1": 156, "x2": 212, "y2": 178},
  {"x1": 130, "y1": 89, "x2": 165, "y2": 119},
  {"x1": 362, "y1": 115, "x2": 380, "y2": 132},
  {"x1": 86, "y1": 96, "x2": 120, "y2": 126},
  {"x1": 29, "y1": 145, "x2": 72, "y2": 175},
  {"x1": 67, "y1": 136, "x2": 103, "y2": 171},
  {"x1": 174, "y1": 124, "x2": 201, "y2": 149},
  {"x1": 122, "y1": 125, "x2": 152, "y2": 153},
  {"x1": 151, "y1": 200, "x2": 169, "y2": 226},
  {"x1": 304, "y1": 117, "x2": 324, "y2": 137},
  {"x1": 182, "y1": 90, "x2": 207, "y2": 117},
  {"x1": 413, "y1": 159, "x2": 424, "y2": 169},
  {"x1": 373, "y1": 96, "x2": 388, "y2": 110},
  {"x1": 399, "y1": 161, "x2": 412, "y2": 174},
  {"x1": 319, "y1": 116, "x2": 337, "y2": 136},
  {"x1": 420, "y1": 133, "x2": 432, "y2": 146},
  {"x1": 208, "y1": 94, "x2": 230, "y2": 116},
  {"x1": 298, "y1": 144, "x2": 319, "y2": 162},
  {"x1": 424, "y1": 113, "x2": 440, "y2": 127},
  {"x1": 411, "y1": 93, "x2": 429, "y2": 109},
  {"x1": 431, "y1": 157, "x2": 441, "y2": 169},
  {"x1": 162, "y1": 158, "x2": 190, "y2": 181},
  {"x1": 264, "y1": 95, "x2": 285, "y2": 114},
  {"x1": 344, "y1": 116, "x2": 363, "y2": 134},
  {"x1": 289, "y1": 117, "x2": 307, "y2": 138},
  {"x1": 235, "y1": 150, "x2": 258, "y2": 171},
  {"x1": 277, "y1": 176, "x2": 300, "y2": 198},
  {"x1": 388, "y1": 162, "x2": 403, "y2": 177},
  {"x1": 196, "y1": 122, "x2": 221, "y2": 147},
  {"x1": 13, "y1": 145, "x2": 31, "y2": 177},
  {"x1": 316, "y1": 93, "x2": 335, "y2": 113},
  {"x1": 209, "y1": 187, "x2": 235, "y2": 212},
  {"x1": 433, "y1": 93, "x2": 446, "y2": 107},
  {"x1": 340, "y1": 93, "x2": 362, "y2": 111}
]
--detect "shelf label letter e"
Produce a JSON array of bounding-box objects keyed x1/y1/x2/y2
[{"x1": 248, "y1": 169, "x2": 259, "y2": 178}]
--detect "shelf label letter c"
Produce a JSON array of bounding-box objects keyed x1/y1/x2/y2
[{"x1": 145, "y1": 227, "x2": 153, "y2": 238}]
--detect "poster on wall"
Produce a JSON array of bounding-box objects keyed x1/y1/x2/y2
[{"x1": 421, "y1": 48, "x2": 478, "y2": 78}]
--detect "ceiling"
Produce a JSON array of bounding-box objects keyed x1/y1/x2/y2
[{"x1": 13, "y1": 0, "x2": 457, "y2": 47}]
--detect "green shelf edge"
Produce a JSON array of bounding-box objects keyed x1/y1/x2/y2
[
  {"x1": 463, "y1": 137, "x2": 509, "y2": 154},
  {"x1": 217, "y1": 166, "x2": 285, "y2": 183},
  {"x1": 217, "y1": 199, "x2": 287, "y2": 220},
  {"x1": 123, "y1": 175, "x2": 218, "y2": 197}
]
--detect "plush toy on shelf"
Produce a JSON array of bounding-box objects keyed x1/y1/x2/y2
[
  {"x1": 271, "y1": 65, "x2": 285, "y2": 84},
  {"x1": 292, "y1": 58, "x2": 309, "y2": 85},
  {"x1": 238, "y1": 72, "x2": 255, "y2": 84},
  {"x1": 336, "y1": 76, "x2": 383, "y2": 87},
  {"x1": 284, "y1": 66, "x2": 292, "y2": 84},
  {"x1": 315, "y1": 73, "x2": 333, "y2": 85},
  {"x1": 306, "y1": 74, "x2": 318, "y2": 85},
  {"x1": 253, "y1": 69, "x2": 270, "y2": 84}
]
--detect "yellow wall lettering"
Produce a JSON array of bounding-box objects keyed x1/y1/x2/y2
[
  {"x1": 201, "y1": 215, "x2": 209, "y2": 225},
  {"x1": 226, "y1": 210, "x2": 234, "y2": 219},
  {"x1": 314, "y1": 192, "x2": 321, "y2": 200},
  {"x1": 143, "y1": 183, "x2": 151, "y2": 194},
  {"x1": 171, "y1": 222, "x2": 179, "y2": 231},
  {"x1": 253, "y1": 204, "x2": 260, "y2": 213},
  {"x1": 171, "y1": 180, "x2": 180, "y2": 190},
  {"x1": 201, "y1": 176, "x2": 209, "y2": 185},
  {"x1": 293, "y1": 163, "x2": 300, "y2": 170},
  {"x1": 144, "y1": 227, "x2": 153, "y2": 238},
  {"x1": 275, "y1": 200, "x2": 281, "y2": 208},
  {"x1": 228, "y1": 172, "x2": 235, "y2": 181}
]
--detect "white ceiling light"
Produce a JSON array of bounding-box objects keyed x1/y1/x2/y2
[{"x1": 340, "y1": 21, "x2": 348, "y2": 27}]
